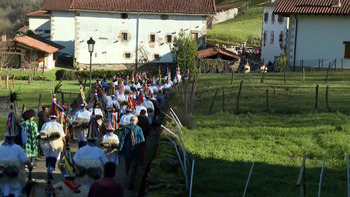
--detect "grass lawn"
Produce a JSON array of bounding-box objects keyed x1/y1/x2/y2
[
  {"x1": 170, "y1": 70, "x2": 350, "y2": 196},
  {"x1": 207, "y1": 6, "x2": 263, "y2": 48}
]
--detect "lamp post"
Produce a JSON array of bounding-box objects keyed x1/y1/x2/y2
[{"x1": 87, "y1": 37, "x2": 95, "y2": 91}]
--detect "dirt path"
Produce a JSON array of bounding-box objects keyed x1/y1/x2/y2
[{"x1": 21, "y1": 125, "x2": 159, "y2": 197}]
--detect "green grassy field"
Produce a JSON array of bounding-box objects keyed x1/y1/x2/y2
[
  {"x1": 170, "y1": 71, "x2": 350, "y2": 196},
  {"x1": 207, "y1": 6, "x2": 263, "y2": 48}
]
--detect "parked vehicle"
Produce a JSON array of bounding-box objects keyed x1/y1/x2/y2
[{"x1": 58, "y1": 51, "x2": 73, "y2": 64}]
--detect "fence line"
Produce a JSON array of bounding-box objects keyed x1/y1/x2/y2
[{"x1": 318, "y1": 153, "x2": 327, "y2": 197}]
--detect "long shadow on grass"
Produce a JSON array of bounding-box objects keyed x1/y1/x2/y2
[{"x1": 190, "y1": 154, "x2": 347, "y2": 197}]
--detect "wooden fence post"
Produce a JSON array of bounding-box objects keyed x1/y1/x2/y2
[
  {"x1": 231, "y1": 72, "x2": 234, "y2": 85},
  {"x1": 5, "y1": 75, "x2": 9, "y2": 89},
  {"x1": 222, "y1": 88, "x2": 225, "y2": 112},
  {"x1": 266, "y1": 89, "x2": 270, "y2": 112},
  {"x1": 315, "y1": 85, "x2": 319, "y2": 111},
  {"x1": 208, "y1": 88, "x2": 219, "y2": 115},
  {"x1": 236, "y1": 80, "x2": 244, "y2": 114},
  {"x1": 83, "y1": 78, "x2": 87, "y2": 91},
  {"x1": 302, "y1": 68, "x2": 305, "y2": 83},
  {"x1": 12, "y1": 75, "x2": 15, "y2": 88},
  {"x1": 61, "y1": 92, "x2": 65, "y2": 104},
  {"x1": 38, "y1": 93, "x2": 42, "y2": 113},
  {"x1": 326, "y1": 86, "x2": 331, "y2": 112}
]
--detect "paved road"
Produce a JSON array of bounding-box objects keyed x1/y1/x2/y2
[{"x1": 1, "y1": 124, "x2": 159, "y2": 197}]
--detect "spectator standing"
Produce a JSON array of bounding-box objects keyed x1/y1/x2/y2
[
  {"x1": 119, "y1": 116, "x2": 145, "y2": 190},
  {"x1": 38, "y1": 106, "x2": 49, "y2": 131},
  {"x1": 137, "y1": 109, "x2": 151, "y2": 164},
  {"x1": 21, "y1": 109, "x2": 40, "y2": 167}
]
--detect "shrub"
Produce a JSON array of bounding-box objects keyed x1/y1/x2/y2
[{"x1": 56, "y1": 69, "x2": 135, "y2": 80}]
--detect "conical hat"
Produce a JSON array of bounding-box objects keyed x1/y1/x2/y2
[
  {"x1": 78, "y1": 85, "x2": 86, "y2": 107},
  {"x1": 126, "y1": 76, "x2": 129, "y2": 84},
  {"x1": 128, "y1": 92, "x2": 138, "y2": 110},
  {"x1": 63, "y1": 145, "x2": 78, "y2": 178},
  {"x1": 5, "y1": 103, "x2": 18, "y2": 137},
  {"x1": 49, "y1": 94, "x2": 58, "y2": 118},
  {"x1": 138, "y1": 90, "x2": 144, "y2": 104},
  {"x1": 131, "y1": 73, "x2": 135, "y2": 82},
  {"x1": 87, "y1": 111, "x2": 99, "y2": 140}
]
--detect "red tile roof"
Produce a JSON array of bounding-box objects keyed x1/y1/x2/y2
[
  {"x1": 274, "y1": 0, "x2": 350, "y2": 16},
  {"x1": 27, "y1": 10, "x2": 51, "y2": 17},
  {"x1": 14, "y1": 36, "x2": 59, "y2": 54},
  {"x1": 197, "y1": 47, "x2": 240, "y2": 59},
  {"x1": 42, "y1": 0, "x2": 72, "y2": 11},
  {"x1": 17, "y1": 26, "x2": 29, "y2": 33},
  {"x1": 70, "y1": 0, "x2": 215, "y2": 15}
]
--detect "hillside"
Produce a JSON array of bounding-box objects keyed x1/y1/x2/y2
[
  {"x1": 208, "y1": 6, "x2": 263, "y2": 48},
  {"x1": 0, "y1": 0, "x2": 44, "y2": 38}
]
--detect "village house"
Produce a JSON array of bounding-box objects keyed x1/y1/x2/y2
[
  {"x1": 274, "y1": 0, "x2": 350, "y2": 69},
  {"x1": 1, "y1": 34, "x2": 63, "y2": 70},
  {"x1": 259, "y1": 0, "x2": 289, "y2": 64},
  {"x1": 27, "y1": 0, "x2": 216, "y2": 69}
]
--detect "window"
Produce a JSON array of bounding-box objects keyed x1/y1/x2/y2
[
  {"x1": 122, "y1": 33, "x2": 128, "y2": 41},
  {"x1": 166, "y1": 35, "x2": 172, "y2": 43},
  {"x1": 161, "y1": 14, "x2": 169, "y2": 20},
  {"x1": 271, "y1": 13, "x2": 275, "y2": 24},
  {"x1": 121, "y1": 13, "x2": 128, "y2": 19},
  {"x1": 264, "y1": 12, "x2": 269, "y2": 23},
  {"x1": 263, "y1": 31, "x2": 267, "y2": 47},
  {"x1": 150, "y1": 34, "x2": 155, "y2": 42},
  {"x1": 278, "y1": 15, "x2": 283, "y2": 23},
  {"x1": 154, "y1": 54, "x2": 160, "y2": 60},
  {"x1": 125, "y1": 53, "x2": 131, "y2": 59},
  {"x1": 279, "y1": 31, "x2": 284, "y2": 49},
  {"x1": 344, "y1": 42, "x2": 350, "y2": 58},
  {"x1": 44, "y1": 30, "x2": 50, "y2": 34},
  {"x1": 270, "y1": 31, "x2": 274, "y2": 44}
]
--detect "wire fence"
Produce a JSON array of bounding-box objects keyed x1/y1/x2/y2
[{"x1": 290, "y1": 58, "x2": 350, "y2": 71}]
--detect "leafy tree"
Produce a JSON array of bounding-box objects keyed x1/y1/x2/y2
[{"x1": 171, "y1": 30, "x2": 198, "y2": 74}]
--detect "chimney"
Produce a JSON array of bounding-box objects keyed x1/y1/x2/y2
[
  {"x1": 332, "y1": 0, "x2": 341, "y2": 7},
  {"x1": 1, "y1": 34, "x2": 6, "y2": 42}
]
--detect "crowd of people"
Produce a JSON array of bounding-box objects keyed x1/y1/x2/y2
[{"x1": 0, "y1": 66, "x2": 183, "y2": 197}]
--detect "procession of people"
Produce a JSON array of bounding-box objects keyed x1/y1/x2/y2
[{"x1": 0, "y1": 67, "x2": 182, "y2": 197}]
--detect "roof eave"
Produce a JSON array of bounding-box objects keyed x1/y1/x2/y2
[{"x1": 69, "y1": 8, "x2": 215, "y2": 16}]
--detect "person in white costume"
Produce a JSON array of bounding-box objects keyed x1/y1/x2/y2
[
  {"x1": 0, "y1": 103, "x2": 33, "y2": 197},
  {"x1": 73, "y1": 103, "x2": 91, "y2": 149},
  {"x1": 101, "y1": 121, "x2": 119, "y2": 165},
  {"x1": 141, "y1": 89, "x2": 155, "y2": 124},
  {"x1": 73, "y1": 112, "x2": 107, "y2": 190},
  {"x1": 40, "y1": 95, "x2": 66, "y2": 180}
]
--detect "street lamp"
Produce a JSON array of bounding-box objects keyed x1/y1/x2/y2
[{"x1": 87, "y1": 37, "x2": 95, "y2": 91}]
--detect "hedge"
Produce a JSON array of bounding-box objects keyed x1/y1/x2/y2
[{"x1": 55, "y1": 69, "x2": 135, "y2": 80}]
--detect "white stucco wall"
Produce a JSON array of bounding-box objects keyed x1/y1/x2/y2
[
  {"x1": 51, "y1": 11, "x2": 75, "y2": 55},
  {"x1": 75, "y1": 12, "x2": 207, "y2": 65},
  {"x1": 212, "y1": 8, "x2": 238, "y2": 24},
  {"x1": 261, "y1": 6, "x2": 288, "y2": 63},
  {"x1": 28, "y1": 17, "x2": 51, "y2": 38},
  {"x1": 292, "y1": 15, "x2": 350, "y2": 68}
]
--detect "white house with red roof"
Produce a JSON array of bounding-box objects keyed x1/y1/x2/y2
[
  {"x1": 259, "y1": 0, "x2": 289, "y2": 64},
  {"x1": 274, "y1": 0, "x2": 350, "y2": 69},
  {"x1": 27, "y1": 0, "x2": 215, "y2": 68},
  {"x1": 27, "y1": 10, "x2": 51, "y2": 39}
]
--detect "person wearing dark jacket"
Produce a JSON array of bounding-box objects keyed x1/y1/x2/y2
[
  {"x1": 119, "y1": 116, "x2": 145, "y2": 190},
  {"x1": 38, "y1": 106, "x2": 49, "y2": 131},
  {"x1": 88, "y1": 162, "x2": 123, "y2": 197},
  {"x1": 137, "y1": 109, "x2": 151, "y2": 164}
]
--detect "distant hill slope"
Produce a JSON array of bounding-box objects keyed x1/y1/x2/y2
[
  {"x1": 207, "y1": 6, "x2": 263, "y2": 48},
  {"x1": 0, "y1": 0, "x2": 45, "y2": 38}
]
